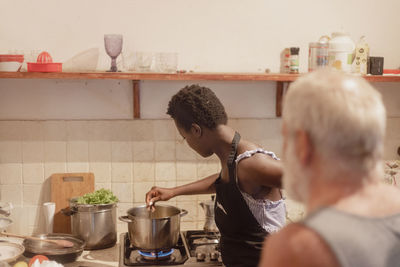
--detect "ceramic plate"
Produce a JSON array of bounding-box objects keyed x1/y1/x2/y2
[{"x1": 0, "y1": 242, "x2": 25, "y2": 263}]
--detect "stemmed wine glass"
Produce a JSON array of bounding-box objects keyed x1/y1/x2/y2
[{"x1": 104, "y1": 34, "x2": 123, "y2": 72}]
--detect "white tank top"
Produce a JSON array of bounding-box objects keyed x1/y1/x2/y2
[{"x1": 235, "y1": 148, "x2": 286, "y2": 233}]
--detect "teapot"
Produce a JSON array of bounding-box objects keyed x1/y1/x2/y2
[{"x1": 199, "y1": 195, "x2": 219, "y2": 233}]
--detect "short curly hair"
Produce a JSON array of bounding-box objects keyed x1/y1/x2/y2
[{"x1": 167, "y1": 84, "x2": 228, "y2": 131}]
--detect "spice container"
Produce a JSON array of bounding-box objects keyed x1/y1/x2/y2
[
  {"x1": 289, "y1": 47, "x2": 300, "y2": 74},
  {"x1": 308, "y1": 36, "x2": 329, "y2": 72},
  {"x1": 281, "y1": 48, "x2": 291, "y2": 73}
]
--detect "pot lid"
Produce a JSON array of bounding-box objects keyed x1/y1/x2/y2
[{"x1": 23, "y1": 233, "x2": 85, "y2": 256}]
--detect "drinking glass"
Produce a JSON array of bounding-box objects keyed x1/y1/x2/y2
[
  {"x1": 155, "y1": 52, "x2": 178, "y2": 73},
  {"x1": 134, "y1": 52, "x2": 153, "y2": 72},
  {"x1": 104, "y1": 34, "x2": 123, "y2": 72}
]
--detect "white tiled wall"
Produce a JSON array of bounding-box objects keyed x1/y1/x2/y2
[{"x1": 0, "y1": 118, "x2": 399, "y2": 235}]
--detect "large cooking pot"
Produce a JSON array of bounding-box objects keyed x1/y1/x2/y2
[
  {"x1": 63, "y1": 197, "x2": 117, "y2": 250},
  {"x1": 119, "y1": 204, "x2": 187, "y2": 250}
]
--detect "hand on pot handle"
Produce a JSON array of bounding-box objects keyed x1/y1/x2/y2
[{"x1": 145, "y1": 186, "x2": 175, "y2": 212}]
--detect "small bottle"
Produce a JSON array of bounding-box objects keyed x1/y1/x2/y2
[
  {"x1": 290, "y1": 47, "x2": 300, "y2": 74},
  {"x1": 352, "y1": 36, "x2": 369, "y2": 75}
]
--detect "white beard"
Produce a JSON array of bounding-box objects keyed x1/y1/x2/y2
[{"x1": 282, "y1": 139, "x2": 310, "y2": 203}]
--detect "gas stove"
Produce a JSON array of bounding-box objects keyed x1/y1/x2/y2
[{"x1": 119, "y1": 230, "x2": 223, "y2": 266}]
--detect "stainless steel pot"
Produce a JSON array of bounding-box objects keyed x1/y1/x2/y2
[
  {"x1": 63, "y1": 198, "x2": 117, "y2": 250},
  {"x1": 119, "y1": 204, "x2": 187, "y2": 250}
]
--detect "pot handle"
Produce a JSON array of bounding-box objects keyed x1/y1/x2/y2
[
  {"x1": 61, "y1": 207, "x2": 76, "y2": 216},
  {"x1": 119, "y1": 215, "x2": 133, "y2": 223},
  {"x1": 180, "y1": 209, "x2": 188, "y2": 217}
]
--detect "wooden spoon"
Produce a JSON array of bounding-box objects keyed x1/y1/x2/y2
[{"x1": 0, "y1": 232, "x2": 74, "y2": 248}]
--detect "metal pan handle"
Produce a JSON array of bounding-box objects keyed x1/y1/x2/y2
[
  {"x1": 119, "y1": 215, "x2": 133, "y2": 223},
  {"x1": 61, "y1": 207, "x2": 76, "y2": 216},
  {"x1": 180, "y1": 209, "x2": 188, "y2": 217}
]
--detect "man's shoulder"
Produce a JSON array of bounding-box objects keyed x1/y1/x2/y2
[{"x1": 259, "y1": 223, "x2": 340, "y2": 267}]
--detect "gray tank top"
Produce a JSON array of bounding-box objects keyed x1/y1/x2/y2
[{"x1": 302, "y1": 207, "x2": 400, "y2": 267}]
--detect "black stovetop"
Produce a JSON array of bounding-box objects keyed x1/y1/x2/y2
[{"x1": 122, "y1": 232, "x2": 188, "y2": 266}]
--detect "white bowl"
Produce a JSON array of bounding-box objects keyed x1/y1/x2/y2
[{"x1": 0, "y1": 61, "x2": 23, "y2": 71}]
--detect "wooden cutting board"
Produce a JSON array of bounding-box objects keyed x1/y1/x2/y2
[{"x1": 51, "y1": 172, "x2": 95, "y2": 233}]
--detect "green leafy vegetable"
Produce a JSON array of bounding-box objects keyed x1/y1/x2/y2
[{"x1": 76, "y1": 188, "x2": 119, "y2": 204}]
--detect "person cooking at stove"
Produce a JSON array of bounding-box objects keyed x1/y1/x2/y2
[{"x1": 145, "y1": 84, "x2": 286, "y2": 267}]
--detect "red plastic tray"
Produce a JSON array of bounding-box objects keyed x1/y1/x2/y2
[
  {"x1": 383, "y1": 69, "x2": 400, "y2": 74},
  {"x1": 0, "y1": 54, "x2": 24, "y2": 63},
  {"x1": 27, "y1": 62, "x2": 62, "y2": 72}
]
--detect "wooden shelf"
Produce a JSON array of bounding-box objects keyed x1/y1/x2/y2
[
  {"x1": 0, "y1": 71, "x2": 301, "y2": 81},
  {"x1": 1, "y1": 71, "x2": 399, "y2": 82},
  {"x1": 1, "y1": 71, "x2": 399, "y2": 118}
]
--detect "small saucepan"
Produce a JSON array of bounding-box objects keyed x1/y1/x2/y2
[{"x1": 119, "y1": 204, "x2": 187, "y2": 251}]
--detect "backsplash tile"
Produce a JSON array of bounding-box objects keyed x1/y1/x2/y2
[
  {"x1": 133, "y1": 181, "x2": 154, "y2": 203},
  {"x1": 131, "y1": 120, "x2": 154, "y2": 141},
  {"x1": 67, "y1": 141, "x2": 89, "y2": 161},
  {"x1": 89, "y1": 141, "x2": 111, "y2": 162},
  {"x1": 67, "y1": 162, "x2": 89, "y2": 172},
  {"x1": 132, "y1": 141, "x2": 154, "y2": 161},
  {"x1": 22, "y1": 141, "x2": 44, "y2": 163},
  {"x1": 44, "y1": 141, "x2": 67, "y2": 162},
  {"x1": 0, "y1": 118, "x2": 398, "y2": 235},
  {"x1": 88, "y1": 121, "x2": 112, "y2": 141},
  {"x1": 155, "y1": 162, "x2": 176, "y2": 181},
  {"x1": 153, "y1": 120, "x2": 176, "y2": 141},
  {"x1": 1, "y1": 184, "x2": 22, "y2": 205},
  {"x1": 0, "y1": 163, "x2": 22, "y2": 184},
  {"x1": 133, "y1": 162, "x2": 155, "y2": 182},
  {"x1": 110, "y1": 121, "x2": 133, "y2": 141},
  {"x1": 44, "y1": 162, "x2": 66, "y2": 178},
  {"x1": 43, "y1": 121, "x2": 67, "y2": 141},
  {"x1": 111, "y1": 141, "x2": 132, "y2": 162},
  {"x1": 112, "y1": 182, "x2": 133, "y2": 203},
  {"x1": 23, "y1": 184, "x2": 43, "y2": 206},
  {"x1": 0, "y1": 121, "x2": 23, "y2": 141},
  {"x1": 66, "y1": 121, "x2": 90, "y2": 141},
  {"x1": 111, "y1": 162, "x2": 132, "y2": 183},
  {"x1": 90, "y1": 162, "x2": 111, "y2": 183},
  {"x1": 155, "y1": 141, "x2": 176, "y2": 161},
  {"x1": 0, "y1": 141, "x2": 22, "y2": 163},
  {"x1": 176, "y1": 141, "x2": 197, "y2": 161},
  {"x1": 22, "y1": 163, "x2": 44, "y2": 184},
  {"x1": 176, "y1": 162, "x2": 197, "y2": 181},
  {"x1": 21, "y1": 121, "x2": 43, "y2": 141}
]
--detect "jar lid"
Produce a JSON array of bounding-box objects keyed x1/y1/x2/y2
[{"x1": 290, "y1": 47, "x2": 300, "y2": 54}]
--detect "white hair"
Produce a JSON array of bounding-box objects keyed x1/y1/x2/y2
[{"x1": 282, "y1": 69, "x2": 386, "y2": 175}]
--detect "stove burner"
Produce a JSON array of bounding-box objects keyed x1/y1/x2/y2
[
  {"x1": 138, "y1": 249, "x2": 174, "y2": 261},
  {"x1": 121, "y1": 233, "x2": 188, "y2": 266}
]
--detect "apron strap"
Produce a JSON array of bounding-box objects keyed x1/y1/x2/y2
[{"x1": 227, "y1": 132, "x2": 241, "y2": 183}]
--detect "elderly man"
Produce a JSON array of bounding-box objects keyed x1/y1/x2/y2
[{"x1": 259, "y1": 70, "x2": 400, "y2": 267}]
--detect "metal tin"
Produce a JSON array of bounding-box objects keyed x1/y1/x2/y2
[{"x1": 308, "y1": 42, "x2": 329, "y2": 72}]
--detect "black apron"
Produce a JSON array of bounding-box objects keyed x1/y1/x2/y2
[{"x1": 214, "y1": 132, "x2": 267, "y2": 267}]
